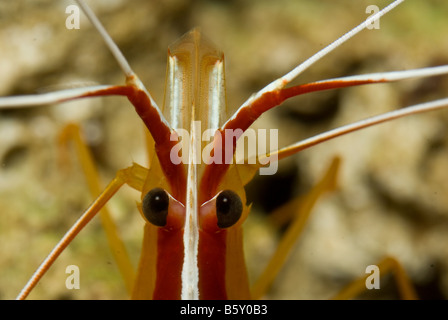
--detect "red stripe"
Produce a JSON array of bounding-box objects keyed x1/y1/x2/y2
[
  {"x1": 152, "y1": 228, "x2": 184, "y2": 299},
  {"x1": 198, "y1": 230, "x2": 228, "y2": 300}
]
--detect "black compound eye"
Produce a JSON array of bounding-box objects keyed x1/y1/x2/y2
[
  {"x1": 216, "y1": 190, "x2": 243, "y2": 229},
  {"x1": 142, "y1": 188, "x2": 169, "y2": 227}
]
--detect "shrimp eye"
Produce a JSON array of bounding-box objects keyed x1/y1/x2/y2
[
  {"x1": 142, "y1": 188, "x2": 169, "y2": 227},
  {"x1": 216, "y1": 190, "x2": 243, "y2": 228}
]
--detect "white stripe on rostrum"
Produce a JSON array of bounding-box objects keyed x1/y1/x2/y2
[{"x1": 181, "y1": 116, "x2": 200, "y2": 300}]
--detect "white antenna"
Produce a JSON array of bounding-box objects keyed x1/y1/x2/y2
[
  {"x1": 235, "y1": 0, "x2": 405, "y2": 113},
  {"x1": 75, "y1": 0, "x2": 134, "y2": 78}
]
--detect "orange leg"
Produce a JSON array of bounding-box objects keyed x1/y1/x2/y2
[
  {"x1": 251, "y1": 157, "x2": 340, "y2": 299},
  {"x1": 16, "y1": 154, "x2": 148, "y2": 299},
  {"x1": 332, "y1": 256, "x2": 418, "y2": 300},
  {"x1": 58, "y1": 123, "x2": 136, "y2": 295}
]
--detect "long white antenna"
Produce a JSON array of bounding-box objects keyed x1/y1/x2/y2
[
  {"x1": 238, "y1": 0, "x2": 405, "y2": 110},
  {"x1": 75, "y1": 0, "x2": 134, "y2": 78},
  {"x1": 0, "y1": 85, "x2": 114, "y2": 108},
  {"x1": 73, "y1": 0, "x2": 168, "y2": 128},
  {"x1": 280, "y1": 0, "x2": 405, "y2": 85},
  {"x1": 269, "y1": 97, "x2": 448, "y2": 161}
]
